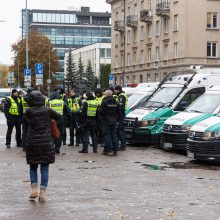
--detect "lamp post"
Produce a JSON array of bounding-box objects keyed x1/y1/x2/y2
[
  {"x1": 48, "y1": 47, "x2": 51, "y2": 98},
  {"x1": 25, "y1": 0, "x2": 29, "y2": 88}
]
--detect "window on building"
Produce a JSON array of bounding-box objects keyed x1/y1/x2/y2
[
  {"x1": 140, "y1": 50, "x2": 144, "y2": 64},
  {"x1": 133, "y1": 29, "x2": 137, "y2": 42},
  {"x1": 140, "y1": 75, "x2": 143, "y2": 83},
  {"x1": 156, "y1": 46, "x2": 160, "y2": 61},
  {"x1": 148, "y1": 0, "x2": 152, "y2": 10},
  {"x1": 174, "y1": 14, "x2": 178, "y2": 31},
  {"x1": 147, "y1": 48, "x2": 152, "y2": 62},
  {"x1": 147, "y1": 73, "x2": 151, "y2": 82},
  {"x1": 207, "y1": 12, "x2": 218, "y2": 29},
  {"x1": 127, "y1": 7, "x2": 130, "y2": 16},
  {"x1": 141, "y1": 0, "x2": 144, "y2": 10},
  {"x1": 174, "y1": 42, "x2": 178, "y2": 58},
  {"x1": 127, "y1": 53, "x2": 130, "y2": 66},
  {"x1": 134, "y1": 4, "x2": 138, "y2": 16},
  {"x1": 126, "y1": 76, "x2": 130, "y2": 84},
  {"x1": 127, "y1": 30, "x2": 131, "y2": 43},
  {"x1": 207, "y1": 42, "x2": 217, "y2": 57},
  {"x1": 147, "y1": 23, "x2": 152, "y2": 38},
  {"x1": 140, "y1": 26, "x2": 144, "y2": 40},
  {"x1": 164, "y1": 44, "x2": 168, "y2": 60},
  {"x1": 133, "y1": 51, "x2": 137, "y2": 65},
  {"x1": 133, "y1": 75, "x2": 136, "y2": 83},
  {"x1": 116, "y1": 56, "x2": 119, "y2": 68},
  {"x1": 164, "y1": 18, "x2": 169, "y2": 34},
  {"x1": 120, "y1": 33, "x2": 125, "y2": 44},
  {"x1": 121, "y1": 54, "x2": 124, "y2": 67},
  {"x1": 155, "y1": 73, "x2": 159, "y2": 82},
  {"x1": 106, "y1": 49, "x2": 111, "y2": 58},
  {"x1": 156, "y1": 20, "x2": 160, "y2": 36}
]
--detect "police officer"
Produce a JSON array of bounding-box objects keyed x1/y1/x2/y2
[
  {"x1": 49, "y1": 92, "x2": 71, "y2": 154},
  {"x1": 99, "y1": 90, "x2": 121, "y2": 156},
  {"x1": 114, "y1": 85, "x2": 128, "y2": 151},
  {"x1": 67, "y1": 89, "x2": 80, "y2": 146},
  {"x1": 21, "y1": 87, "x2": 34, "y2": 151},
  {"x1": 79, "y1": 92, "x2": 98, "y2": 153},
  {"x1": 95, "y1": 88, "x2": 104, "y2": 147},
  {"x1": 4, "y1": 89, "x2": 22, "y2": 148}
]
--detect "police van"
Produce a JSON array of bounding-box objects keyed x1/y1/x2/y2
[
  {"x1": 186, "y1": 116, "x2": 220, "y2": 161},
  {"x1": 161, "y1": 86, "x2": 220, "y2": 151},
  {"x1": 124, "y1": 66, "x2": 220, "y2": 146}
]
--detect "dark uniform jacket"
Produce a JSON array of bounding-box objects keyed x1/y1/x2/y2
[
  {"x1": 25, "y1": 92, "x2": 60, "y2": 165},
  {"x1": 99, "y1": 96, "x2": 121, "y2": 123},
  {"x1": 118, "y1": 92, "x2": 127, "y2": 117}
]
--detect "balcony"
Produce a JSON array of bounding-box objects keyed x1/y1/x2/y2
[
  {"x1": 156, "y1": 1, "x2": 170, "y2": 17},
  {"x1": 127, "y1": 15, "x2": 138, "y2": 28},
  {"x1": 114, "y1": 20, "x2": 125, "y2": 32},
  {"x1": 140, "y1": 10, "x2": 153, "y2": 23}
]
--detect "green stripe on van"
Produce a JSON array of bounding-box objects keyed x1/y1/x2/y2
[{"x1": 183, "y1": 114, "x2": 214, "y2": 125}]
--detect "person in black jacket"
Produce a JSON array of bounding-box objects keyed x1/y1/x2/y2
[
  {"x1": 99, "y1": 90, "x2": 121, "y2": 156},
  {"x1": 26, "y1": 91, "x2": 60, "y2": 202},
  {"x1": 4, "y1": 89, "x2": 22, "y2": 148}
]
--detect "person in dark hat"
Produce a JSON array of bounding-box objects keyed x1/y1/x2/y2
[
  {"x1": 114, "y1": 85, "x2": 128, "y2": 151},
  {"x1": 4, "y1": 89, "x2": 22, "y2": 148},
  {"x1": 78, "y1": 92, "x2": 98, "y2": 153}
]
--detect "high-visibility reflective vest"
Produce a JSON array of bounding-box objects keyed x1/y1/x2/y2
[
  {"x1": 21, "y1": 97, "x2": 29, "y2": 113},
  {"x1": 45, "y1": 98, "x2": 49, "y2": 106},
  {"x1": 8, "y1": 96, "x2": 20, "y2": 116},
  {"x1": 118, "y1": 93, "x2": 128, "y2": 110},
  {"x1": 49, "y1": 99, "x2": 64, "y2": 115},
  {"x1": 68, "y1": 97, "x2": 80, "y2": 112},
  {"x1": 96, "y1": 96, "x2": 104, "y2": 106},
  {"x1": 113, "y1": 95, "x2": 118, "y2": 101},
  {"x1": 86, "y1": 100, "x2": 99, "y2": 117}
]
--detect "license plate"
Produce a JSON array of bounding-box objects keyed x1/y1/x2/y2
[
  {"x1": 187, "y1": 151, "x2": 194, "y2": 159},
  {"x1": 163, "y1": 142, "x2": 172, "y2": 149}
]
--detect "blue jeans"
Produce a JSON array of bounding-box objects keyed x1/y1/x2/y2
[{"x1": 30, "y1": 164, "x2": 49, "y2": 189}]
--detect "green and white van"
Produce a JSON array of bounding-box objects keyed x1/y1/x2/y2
[
  {"x1": 186, "y1": 116, "x2": 220, "y2": 161},
  {"x1": 124, "y1": 66, "x2": 220, "y2": 146},
  {"x1": 161, "y1": 86, "x2": 220, "y2": 151}
]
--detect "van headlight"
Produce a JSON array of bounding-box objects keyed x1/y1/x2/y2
[
  {"x1": 202, "y1": 131, "x2": 220, "y2": 140},
  {"x1": 141, "y1": 119, "x2": 159, "y2": 127},
  {"x1": 181, "y1": 125, "x2": 193, "y2": 132}
]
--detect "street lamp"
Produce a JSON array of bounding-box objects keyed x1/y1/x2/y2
[{"x1": 25, "y1": 0, "x2": 29, "y2": 75}]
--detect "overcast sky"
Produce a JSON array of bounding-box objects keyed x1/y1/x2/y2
[{"x1": 0, "y1": 0, "x2": 111, "y2": 65}]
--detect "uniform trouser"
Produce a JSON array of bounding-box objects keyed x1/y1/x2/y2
[
  {"x1": 117, "y1": 117, "x2": 126, "y2": 148},
  {"x1": 69, "y1": 113, "x2": 80, "y2": 145},
  {"x1": 22, "y1": 117, "x2": 28, "y2": 150},
  {"x1": 54, "y1": 119, "x2": 64, "y2": 152},
  {"x1": 81, "y1": 118, "x2": 98, "y2": 151},
  {"x1": 96, "y1": 119, "x2": 104, "y2": 145},
  {"x1": 6, "y1": 116, "x2": 22, "y2": 146},
  {"x1": 103, "y1": 121, "x2": 118, "y2": 153},
  {"x1": 62, "y1": 116, "x2": 67, "y2": 144}
]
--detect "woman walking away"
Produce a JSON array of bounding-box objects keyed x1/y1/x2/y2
[{"x1": 25, "y1": 91, "x2": 60, "y2": 202}]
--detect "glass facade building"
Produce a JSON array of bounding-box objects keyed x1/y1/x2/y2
[{"x1": 21, "y1": 7, "x2": 111, "y2": 81}]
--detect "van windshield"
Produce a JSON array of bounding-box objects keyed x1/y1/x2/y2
[
  {"x1": 186, "y1": 94, "x2": 220, "y2": 114},
  {"x1": 128, "y1": 93, "x2": 144, "y2": 109},
  {"x1": 140, "y1": 87, "x2": 182, "y2": 108}
]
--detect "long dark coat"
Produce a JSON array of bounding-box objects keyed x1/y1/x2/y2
[{"x1": 25, "y1": 91, "x2": 60, "y2": 165}]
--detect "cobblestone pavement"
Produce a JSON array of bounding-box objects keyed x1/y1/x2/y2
[{"x1": 0, "y1": 115, "x2": 220, "y2": 220}]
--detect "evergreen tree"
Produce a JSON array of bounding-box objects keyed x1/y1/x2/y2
[
  {"x1": 65, "y1": 48, "x2": 77, "y2": 89},
  {"x1": 85, "y1": 60, "x2": 97, "y2": 91},
  {"x1": 77, "y1": 54, "x2": 85, "y2": 93},
  {"x1": 100, "y1": 64, "x2": 111, "y2": 89}
]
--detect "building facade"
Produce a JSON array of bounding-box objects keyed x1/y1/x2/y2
[
  {"x1": 107, "y1": 0, "x2": 220, "y2": 85},
  {"x1": 21, "y1": 7, "x2": 111, "y2": 81},
  {"x1": 64, "y1": 42, "x2": 111, "y2": 79}
]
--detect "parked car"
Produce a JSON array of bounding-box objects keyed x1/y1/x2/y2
[
  {"x1": 186, "y1": 115, "x2": 220, "y2": 161},
  {"x1": 124, "y1": 66, "x2": 220, "y2": 145},
  {"x1": 161, "y1": 85, "x2": 220, "y2": 151}
]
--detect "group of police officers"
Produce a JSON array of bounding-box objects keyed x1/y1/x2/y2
[{"x1": 4, "y1": 85, "x2": 128, "y2": 156}]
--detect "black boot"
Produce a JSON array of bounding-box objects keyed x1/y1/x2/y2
[{"x1": 79, "y1": 149, "x2": 88, "y2": 153}]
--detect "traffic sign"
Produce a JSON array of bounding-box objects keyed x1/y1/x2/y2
[
  {"x1": 35, "y1": 63, "x2": 43, "y2": 75},
  {"x1": 47, "y1": 79, "x2": 52, "y2": 84},
  {"x1": 36, "y1": 78, "x2": 43, "y2": 85},
  {"x1": 24, "y1": 68, "x2": 31, "y2": 76},
  {"x1": 109, "y1": 74, "x2": 113, "y2": 81}
]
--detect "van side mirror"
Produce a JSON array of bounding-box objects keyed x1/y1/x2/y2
[{"x1": 177, "y1": 100, "x2": 188, "y2": 111}]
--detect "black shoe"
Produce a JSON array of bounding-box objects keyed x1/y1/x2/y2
[
  {"x1": 79, "y1": 150, "x2": 88, "y2": 153},
  {"x1": 68, "y1": 143, "x2": 74, "y2": 146},
  {"x1": 17, "y1": 145, "x2": 22, "y2": 148},
  {"x1": 102, "y1": 151, "x2": 110, "y2": 156},
  {"x1": 55, "y1": 150, "x2": 60, "y2": 154},
  {"x1": 6, "y1": 145, "x2": 11, "y2": 149},
  {"x1": 93, "y1": 148, "x2": 97, "y2": 153},
  {"x1": 113, "y1": 151, "x2": 118, "y2": 156},
  {"x1": 118, "y1": 147, "x2": 126, "y2": 151},
  {"x1": 63, "y1": 143, "x2": 67, "y2": 146},
  {"x1": 75, "y1": 143, "x2": 79, "y2": 147}
]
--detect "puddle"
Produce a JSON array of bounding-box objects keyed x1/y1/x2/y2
[
  {"x1": 77, "y1": 166, "x2": 102, "y2": 170},
  {"x1": 141, "y1": 164, "x2": 167, "y2": 171}
]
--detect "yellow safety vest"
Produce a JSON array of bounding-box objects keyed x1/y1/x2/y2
[
  {"x1": 118, "y1": 93, "x2": 128, "y2": 110},
  {"x1": 96, "y1": 96, "x2": 104, "y2": 106},
  {"x1": 68, "y1": 97, "x2": 80, "y2": 112},
  {"x1": 8, "y1": 96, "x2": 20, "y2": 116},
  {"x1": 21, "y1": 97, "x2": 29, "y2": 113},
  {"x1": 86, "y1": 100, "x2": 99, "y2": 117},
  {"x1": 49, "y1": 99, "x2": 64, "y2": 115}
]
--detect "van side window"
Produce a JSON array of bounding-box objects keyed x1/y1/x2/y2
[{"x1": 175, "y1": 87, "x2": 206, "y2": 111}]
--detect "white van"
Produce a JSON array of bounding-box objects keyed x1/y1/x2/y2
[
  {"x1": 124, "y1": 66, "x2": 220, "y2": 146},
  {"x1": 162, "y1": 85, "x2": 220, "y2": 151}
]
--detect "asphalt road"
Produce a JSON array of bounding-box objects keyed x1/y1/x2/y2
[{"x1": 0, "y1": 113, "x2": 220, "y2": 220}]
